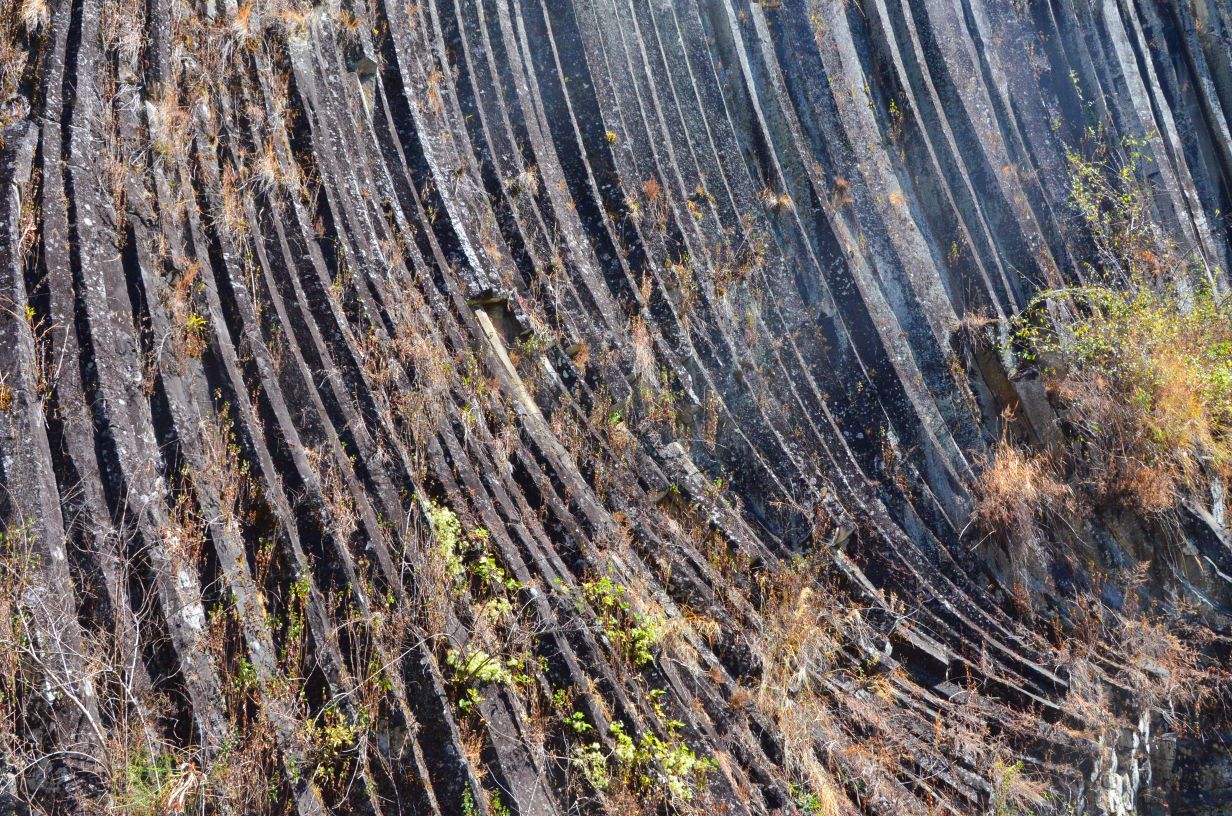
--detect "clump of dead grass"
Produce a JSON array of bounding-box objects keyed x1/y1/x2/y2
[
  {"x1": 750, "y1": 563, "x2": 853, "y2": 814},
  {"x1": 18, "y1": 0, "x2": 48, "y2": 33},
  {"x1": 972, "y1": 436, "x2": 1073, "y2": 538}
]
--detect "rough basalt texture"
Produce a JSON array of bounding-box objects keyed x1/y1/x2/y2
[{"x1": 1, "y1": 0, "x2": 1232, "y2": 814}]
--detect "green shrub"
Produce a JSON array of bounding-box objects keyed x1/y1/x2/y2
[
  {"x1": 446, "y1": 648, "x2": 524, "y2": 715},
  {"x1": 1013, "y1": 281, "x2": 1232, "y2": 512},
  {"x1": 447, "y1": 648, "x2": 513, "y2": 686}
]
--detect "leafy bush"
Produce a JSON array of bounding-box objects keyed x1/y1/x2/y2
[
  {"x1": 447, "y1": 648, "x2": 513, "y2": 687},
  {"x1": 1014, "y1": 281, "x2": 1232, "y2": 513},
  {"x1": 446, "y1": 648, "x2": 520, "y2": 715},
  {"x1": 1065, "y1": 137, "x2": 1168, "y2": 279}
]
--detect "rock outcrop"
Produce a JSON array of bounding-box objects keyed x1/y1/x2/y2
[{"x1": 1, "y1": 0, "x2": 1231, "y2": 813}]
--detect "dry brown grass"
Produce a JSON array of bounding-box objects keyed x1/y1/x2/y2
[
  {"x1": 831, "y1": 177, "x2": 853, "y2": 208},
  {"x1": 758, "y1": 186, "x2": 794, "y2": 212},
  {"x1": 972, "y1": 437, "x2": 1072, "y2": 538},
  {"x1": 752, "y1": 566, "x2": 849, "y2": 814},
  {"x1": 218, "y1": 164, "x2": 249, "y2": 239},
  {"x1": 147, "y1": 92, "x2": 191, "y2": 162},
  {"x1": 1112, "y1": 582, "x2": 1229, "y2": 725},
  {"x1": 162, "y1": 259, "x2": 207, "y2": 363},
  {"x1": 18, "y1": 0, "x2": 48, "y2": 33},
  {"x1": 0, "y1": 8, "x2": 32, "y2": 141}
]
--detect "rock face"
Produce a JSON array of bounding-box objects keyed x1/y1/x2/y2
[{"x1": 0, "y1": 0, "x2": 1231, "y2": 814}]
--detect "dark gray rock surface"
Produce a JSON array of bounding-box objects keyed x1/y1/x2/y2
[{"x1": 1, "y1": 0, "x2": 1231, "y2": 813}]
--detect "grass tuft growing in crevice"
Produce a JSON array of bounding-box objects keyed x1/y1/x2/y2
[{"x1": 972, "y1": 433, "x2": 1073, "y2": 539}]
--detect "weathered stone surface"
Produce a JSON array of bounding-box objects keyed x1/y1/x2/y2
[{"x1": 0, "y1": 0, "x2": 1230, "y2": 813}]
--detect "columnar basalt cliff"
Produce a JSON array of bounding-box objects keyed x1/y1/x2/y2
[{"x1": 1, "y1": 0, "x2": 1232, "y2": 814}]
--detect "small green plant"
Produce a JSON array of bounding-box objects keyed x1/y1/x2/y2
[
  {"x1": 112, "y1": 748, "x2": 204, "y2": 816},
  {"x1": 182, "y1": 312, "x2": 208, "y2": 358},
  {"x1": 427, "y1": 501, "x2": 464, "y2": 580},
  {"x1": 990, "y1": 759, "x2": 1028, "y2": 816},
  {"x1": 632, "y1": 728, "x2": 713, "y2": 803},
  {"x1": 447, "y1": 648, "x2": 513, "y2": 686},
  {"x1": 481, "y1": 596, "x2": 513, "y2": 621},
  {"x1": 302, "y1": 705, "x2": 359, "y2": 788},
  {"x1": 570, "y1": 741, "x2": 611, "y2": 791},
  {"x1": 446, "y1": 648, "x2": 524, "y2": 715},
  {"x1": 426, "y1": 503, "x2": 522, "y2": 598},
  {"x1": 490, "y1": 790, "x2": 512, "y2": 816},
  {"x1": 469, "y1": 545, "x2": 506, "y2": 591},
  {"x1": 233, "y1": 656, "x2": 257, "y2": 694},
  {"x1": 185, "y1": 312, "x2": 208, "y2": 335},
  {"x1": 457, "y1": 687, "x2": 483, "y2": 716},
  {"x1": 569, "y1": 721, "x2": 714, "y2": 805},
  {"x1": 281, "y1": 572, "x2": 312, "y2": 650},
  {"x1": 581, "y1": 578, "x2": 663, "y2": 666},
  {"x1": 564, "y1": 710, "x2": 593, "y2": 735},
  {"x1": 792, "y1": 784, "x2": 825, "y2": 814},
  {"x1": 887, "y1": 98, "x2": 905, "y2": 144}
]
